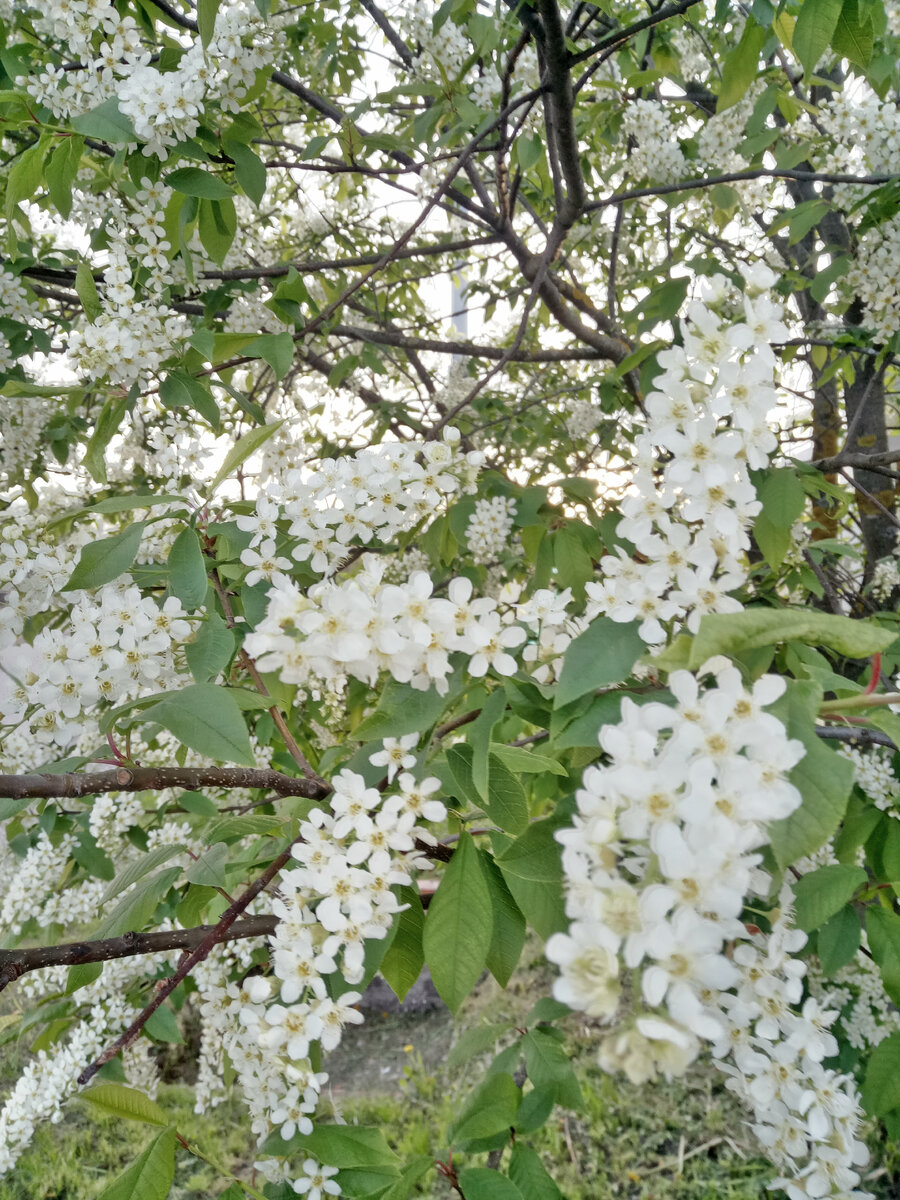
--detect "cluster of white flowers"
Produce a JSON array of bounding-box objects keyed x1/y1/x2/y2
[
  {"x1": 837, "y1": 744, "x2": 898, "y2": 815},
  {"x1": 810, "y1": 944, "x2": 900, "y2": 1053},
  {"x1": 193, "y1": 759, "x2": 447, "y2": 1188},
  {"x1": 549, "y1": 664, "x2": 871, "y2": 1197},
  {"x1": 870, "y1": 555, "x2": 900, "y2": 604},
  {"x1": 846, "y1": 217, "x2": 900, "y2": 339},
  {"x1": 515, "y1": 585, "x2": 583, "y2": 685},
  {"x1": 67, "y1": 181, "x2": 190, "y2": 387},
  {"x1": 24, "y1": 0, "x2": 277, "y2": 160},
  {"x1": 465, "y1": 495, "x2": 518, "y2": 564},
  {"x1": 238, "y1": 430, "x2": 481, "y2": 577},
  {"x1": 404, "y1": 7, "x2": 538, "y2": 114},
  {"x1": 620, "y1": 99, "x2": 686, "y2": 183},
  {"x1": 246, "y1": 559, "x2": 527, "y2": 697},
  {"x1": 586, "y1": 268, "x2": 787, "y2": 642},
  {"x1": 0, "y1": 954, "x2": 171, "y2": 1173},
  {"x1": 3, "y1": 583, "x2": 192, "y2": 748},
  {"x1": 720, "y1": 898, "x2": 871, "y2": 1200},
  {"x1": 565, "y1": 398, "x2": 602, "y2": 440}
]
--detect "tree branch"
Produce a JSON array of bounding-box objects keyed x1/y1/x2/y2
[
  {"x1": 0, "y1": 917, "x2": 277, "y2": 993},
  {"x1": 570, "y1": 0, "x2": 704, "y2": 66},
  {"x1": 585, "y1": 169, "x2": 896, "y2": 213},
  {"x1": 0, "y1": 767, "x2": 331, "y2": 802},
  {"x1": 538, "y1": 0, "x2": 586, "y2": 226},
  {"x1": 330, "y1": 323, "x2": 609, "y2": 361}
]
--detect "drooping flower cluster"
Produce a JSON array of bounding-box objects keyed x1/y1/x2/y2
[
  {"x1": 245, "y1": 558, "x2": 527, "y2": 697},
  {"x1": 587, "y1": 268, "x2": 787, "y2": 642},
  {"x1": 837, "y1": 744, "x2": 898, "y2": 815},
  {"x1": 549, "y1": 664, "x2": 872, "y2": 1197},
  {"x1": 465, "y1": 495, "x2": 518, "y2": 563},
  {"x1": 193, "y1": 759, "x2": 446, "y2": 1189}
]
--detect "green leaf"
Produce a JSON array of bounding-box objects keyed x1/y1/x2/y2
[
  {"x1": 354, "y1": 676, "x2": 457, "y2": 740},
  {"x1": 85, "y1": 393, "x2": 130, "y2": 483},
  {"x1": 458, "y1": 1169, "x2": 524, "y2": 1200},
  {"x1": 185, "y1": 841, "x2": 229, "y2": 886},
  {"x1": 73, "y1": 262, "x2": 103, "y2": 325},
  {"x1": 689, "y1": 609, "x2": 893, "y2": 667},
  {"x1": 817, "y1": 906, "x2": 860, "y2": 974},
  {"x1": 447, "y1": 1024, "x2": 511, "y2": 1070},
  {"x1": 96, "y1": 1127, "x2": 176, "y2": 1200},
  {"x1": 165, "y1": 166, "x2": 235, "y2": 199},
  {"x1": 167, "y1": 527, "x2": 208, "y2": 610},
  {"x1": 197, "y1": 0, "x2": 222, "y2": 45},
  {"x1": 67, "y1": 962, "x2": 103, "y2": 994},
  {"x1": 521, "y1": 1028, "x2": 582, "y2": 1109},
  {"x1": 245, "y1": 332, "x2": 294, "y2": 380},
  {"x1": 159, "y1": 369, "x2": 220, "y2": 429},
  {"x1": 450, "y1": 1073, "x2": 521, "y2": 1144},
  {"x1": 45, "y1": 135, "x2": 84, "y2": 219},
  {"x1": 261, "y1": 1124, "x2": 399, "y2": 1166},
  {"x1": 5, "y1": 139, "x2": 45, "y2": 220},
  {"x1": 143, "y1": 1004, "x2": 184, "y2": 1044},
  {"x1": 496, "y1": 818, "x2": 566, "y2": 941},
  {"x1": 551, "y1": 525, "x2": 594, "y2": 600},
  {"x1": 793, "y1": 0, "x2": 843, "y2": 74},
  {"x1": 186, "y1": 613, "x2": 236, "y2": 682},
  {"x1": 94, "y1": 867, "x2": 183, "y2": 939},
  {"x1": 143, "y1": 683, "x2": 254, "y2": 764},
  {"x1": 470, "y1": 689, "x2": 507, "y2": 801},
  {"x1": 208, "y1": 421, "x2": 284, "y2": 494},
  {"x1": 509, "y1": 1145, "x2": 563, "y2": 1200},
  {"x1": 480, "y1": 851, "x2": 526, "y2": 986},
  {"x1": 490, "y1": 745, "x2": 566, "y2": 777},
  {"x1": 768, "y1": 681, "x2": 855, "y2": 867},
  {"x1": 810, "y1": 255, "x2": 850, "y2": 304},
  {"x1": 227, "y1": 141, "x2": 267, "y2": 206},
  {"x1": 556, "y1": 617, "x2": 644, "y2": 707},
  {"x1": 446, "y1": 745, "x2": 529, "y2": 835},
  {"x1": 71, "y1": 98, "x2": 136, "y2": 144},
  {"x1": 832, "y1": 0, "x2": 873, "y2": 67},
  {"x1": 206, "y1": 814, "x2": 284, "y2": 843},
  {"x1": 793, "y1": 864, "x2": 866, "y2": 931},
  {"x1": 866, "y1": 908, "x2": 900, "y2": 1007},
  {"x1": 79, "y1": 1084, "x2": 169, "y2": 1126},
  {"x1": 378, "y1": 1157, "x2": 433, "y2": 1200},
  {"x1": 62, "y1": 522, "x2": 145, "y2": 591},
  {"x1": 718, "y1": 18, "x2": 768, "y2": 108},
  {"x1": 102, "y1": 844, "x2": 186, "y2": 906},
  {"x1": 380, "y1": 886, "x2": 425, "y2": 1001},
  {"x1": 198, "y1": 196, "x2": 237, "y2": 264},
  {"x1": 862, "y1": 1031, "x2": 900, "y2": 1116},
  {"x1": 754, "y1": 469, "x2": 807, "y2": 570},
  {"x1": 423, "y1": 832, "x2": 493, "y2": 1013}
]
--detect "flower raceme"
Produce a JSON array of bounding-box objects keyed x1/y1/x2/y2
[{"x1": 550, "y1": 665, "x2": 872, "y2": 1199}]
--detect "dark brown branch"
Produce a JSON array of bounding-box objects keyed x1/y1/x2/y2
[
  {"x1": 816, "y1": 725, "x2": 897, "y2": 749},
  {"x1": 538, "y1": 0, "x2": 586, "y2": 226},
  {"x1": 570, "y1": 0, "x2": 704, "y2": 66},
  {"x1": 585, "y1": 169, "x2": 897, "y2": 213},
  {"x1": 360, "y1": 0, "x2": 415, "y2": 66},
  {"x1": 0, "y1": 917, "x2": 276, "y2": 993},
  {"x1": 330, "y1": 323, "x2": 608, "y2": 361},
  {"x1": 811, "y1": 449, "x2": 900, "y2": 474},
  {"x1": 0, "y1": 767, "x2": 331, "y2": 802}
]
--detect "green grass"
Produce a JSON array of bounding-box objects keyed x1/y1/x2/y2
[{"x1": 0, "y1": 953, "x2": 896, "y2": 1200}]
